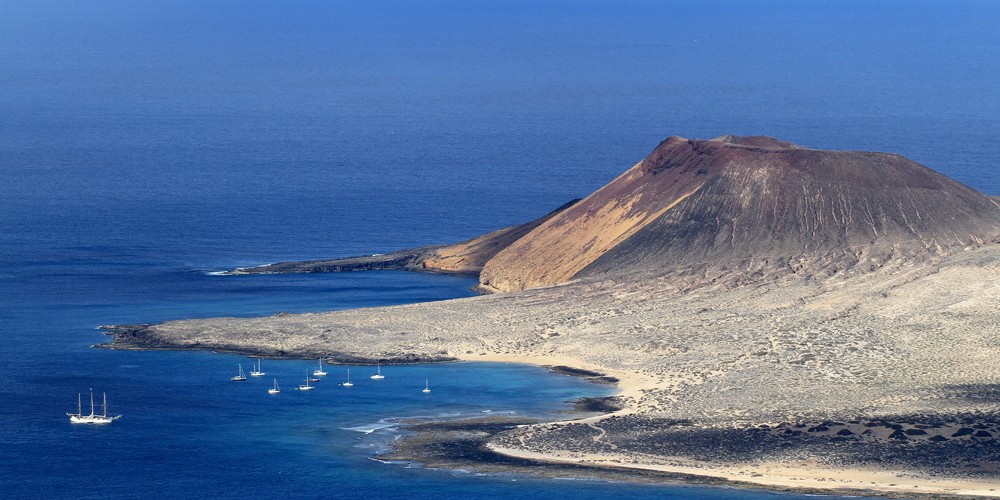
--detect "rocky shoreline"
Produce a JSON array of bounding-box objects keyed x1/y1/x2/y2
[
  {"x1": 379, "y1": 415, "x2": 985, "y2": 499},
  {"x1": 377, "y1": 415, "x2": 737, "y2": 486},
  {"x1": 225, "y1": 199, "x2": 580, "y2": 279},
  {"x1": 100, "y1": 323, "x2": 460, "y2": 364},
  {"x1": 223, "y1": 246, "x2": 452, "y2": 276}
]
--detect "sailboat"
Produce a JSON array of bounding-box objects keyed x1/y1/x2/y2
[
  {"x1": 250, "y1": 357, "x2": 265, "y2": 377},
  {"x1": 68, "y1": 390, "x2": 121, "y2": 424},
  {"x1": 231, "y1": 364, "x2": 247, "y2": 381},
  {"x1": 313, "y1": 358, "x2": 327, "y2": 377},
  {"x1": 268, "y1": 378, "x2": 280, "y2": 395},
  {"x1": 298, "y1": 372, "x2": 315, "y2": 391},
  {"x1": 370, "y1": 360, "x2": 384, "y2": 380},
  {"x1": 422, "y1": 379, "x2": 431, "y2": 393},
  {"x1": 342, "y1": 369, "x2": 353, "y2": 387}
]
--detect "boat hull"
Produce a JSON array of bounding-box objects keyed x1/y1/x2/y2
[{"x1": 69, "y1": 415, "x2": 119, "y2": 424}]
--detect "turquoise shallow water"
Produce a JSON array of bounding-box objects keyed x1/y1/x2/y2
[{"x1": 4, "y1": 0, "x2": 998, "y2": 497}]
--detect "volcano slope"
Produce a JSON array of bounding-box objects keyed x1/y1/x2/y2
[
  {"x1": 110, "y1": 136, "x2": 1000, "y2": 497},
  {"x1": 480, "y1": 135, "x2": 1000, "y2": 292}
]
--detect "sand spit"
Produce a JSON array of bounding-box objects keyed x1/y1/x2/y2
[
  {"x1": 486, "y1": 443, "x2": 1000, "y2": 498},
  {"x1": 105, "y1": 243, "x2": 1000, "y2": 497}
]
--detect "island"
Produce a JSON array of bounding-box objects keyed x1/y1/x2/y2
[{"x1": 106, "y1": 135, "x2": 1000, "y2": 498}]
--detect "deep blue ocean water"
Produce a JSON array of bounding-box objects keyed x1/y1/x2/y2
[{"x1": 2, "y1": 1, "x2": 999, "y2": 498}]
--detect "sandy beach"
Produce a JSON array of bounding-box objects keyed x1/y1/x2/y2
[{"x1": 487, "y1": 444, "x2": 1000, "y2": 498}]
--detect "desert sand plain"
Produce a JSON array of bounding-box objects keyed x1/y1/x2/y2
[{"x1": 109, "y1": 243, "x2": 1000, "y2": 497}]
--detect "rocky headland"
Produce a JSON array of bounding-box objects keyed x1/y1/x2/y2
[
  {"x1": 106, "y1": 136, "x2": 1000, "y2": 497},
  {"x1": 226, "y1": 199, "x2": 579, "y2": 279}
]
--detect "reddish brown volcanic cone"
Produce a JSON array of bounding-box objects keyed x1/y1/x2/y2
[{"x1": 480, "y1": 136, "x2": 1000, "y2": 292}]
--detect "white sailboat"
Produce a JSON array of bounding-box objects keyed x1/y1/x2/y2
[
  {"x1": 342, "y1": 369, "x2": 353, "y2": 387},
  {"x1": 268, "y1": 378, "x2": 280, "y2": 395},
  {"x1": 422, "y1": 379, "x2": 431, "y2": 393},
  {"x1": 68, "y1": 390, "x2": 121, "y2": 424},
  {"x1": 298, "y1": 372, "x2": 315, "y2": 391},
  {"x1": 370, "y1": 360, "x2": 384, "y2": 380},
  {"x1": 250, "y1": 358, "x2": 265, "y2": 377},
  {"x1": 313, "y1": 358, "x2": 327, "y2": 377},
  {"x1": 231, "y1": 364, "x2": 247, "y2": 381}
]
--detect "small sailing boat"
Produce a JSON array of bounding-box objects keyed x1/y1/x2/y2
[
  {"x1": 342, "y1": 369, "x2": 353, "y2": 387},
  {"x1": 249, "y1": 357, "x2": 265, "y2": 377},
  {"x1": 370, "y1": 360, "x2": 384, "y2": 380},
  {"x1": 231, "y1": 364, "x2": 247, "y2": 381},
  {"x1": 313, "y1": 358, "x2": 327, "y2": 377},
  {"x1": 268, "y1": 378, "x2": 280, "y2": 395},
  {"x1": 68, "y1": 389, "x2": 121, "y2": 424},
  {"x1": 422, "y1": 379, "x2": 431, "y2": 393},
  {"x1": 298, "y1": 372, "x2": 315, "y2": 391}
]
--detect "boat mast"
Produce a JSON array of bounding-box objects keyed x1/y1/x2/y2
[
  {"x1": 89, "y1": 390, "x2": 96, "y2": 417},
  {"x1": 77, "y1": 393, "x2": 82, "y2": 415},
  {"x1": 102, "y1": 393, "x2": 108, "y2": 418}
]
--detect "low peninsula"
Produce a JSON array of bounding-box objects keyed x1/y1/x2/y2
[{"x1": 107, "y1": 136, "x2": 1000, "y2": 498}]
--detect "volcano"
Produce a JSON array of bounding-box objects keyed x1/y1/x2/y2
[{"x1": 479, "y1": 135, "x2": 1000, "y2": 292}]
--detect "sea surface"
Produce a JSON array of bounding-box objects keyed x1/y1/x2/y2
[{"x1": 2, "y1": 1, "x2": 998, "y2": 498}]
